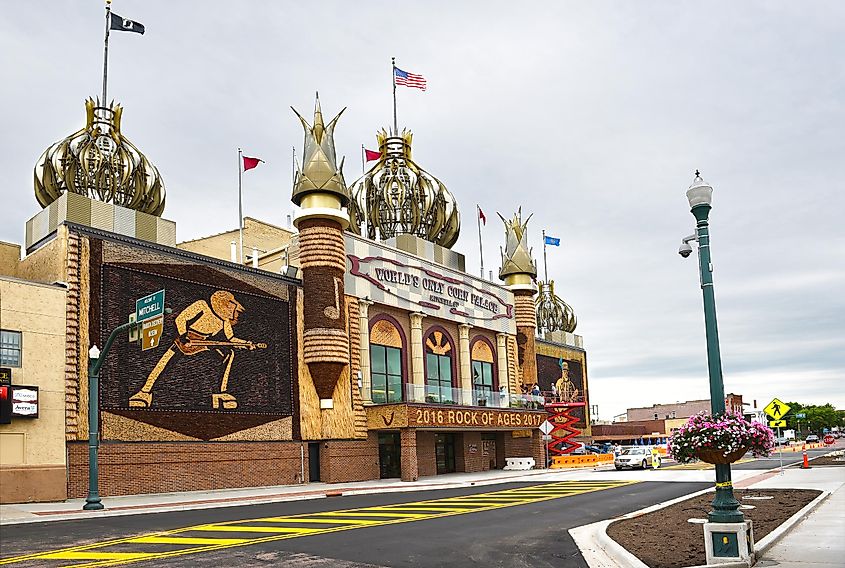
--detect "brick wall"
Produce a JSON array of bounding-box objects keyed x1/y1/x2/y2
[
  {"x1": 318, "y1": 435, "x2": 379, "y2": 483},
  {"x1": 416, "y1": 431, "x2": 437, "y2": 477},
  {"x1": 67, "y1": 441, "x2": 305, "y2": 498}
]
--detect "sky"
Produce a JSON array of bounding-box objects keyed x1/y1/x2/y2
[{"x1": 2, "y1": 2, "x2": 843, "y2": 421}]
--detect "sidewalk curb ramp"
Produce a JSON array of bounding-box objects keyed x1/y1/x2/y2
[{"x1": 570, "y1": 461, "x2": 834, "y2": 568}]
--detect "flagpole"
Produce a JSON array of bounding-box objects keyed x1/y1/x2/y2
[
  {"x1": 361, "y1": 144, "x2": 366, "y2": 174},
  {"x1": 102, "y1": 0, "x2": 112, "y2": 106},
  {"x1": 542, "y1": 229, "x2": 548, "y2": 283},
  {"x1": 392, "y1": 57, "x2": 398, "y2": 135},
  {"x1": 238, "y1": 148, "x2": 244, "y2": 264},
  {"x1": 477, "y1": 205, "x2": 484, "y2": 278}
]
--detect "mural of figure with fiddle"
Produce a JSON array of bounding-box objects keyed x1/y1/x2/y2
[{"x1": 129, "y1": 290, "x2": 266, "y2": 410}]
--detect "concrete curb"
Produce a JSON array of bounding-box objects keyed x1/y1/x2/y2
[{"x1": 1, "y1": 467, "x2": 569, "y2": 526}]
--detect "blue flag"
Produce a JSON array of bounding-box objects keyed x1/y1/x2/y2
[{"x1": 544, "y1": 236, "x2": 560, "y2": 246}]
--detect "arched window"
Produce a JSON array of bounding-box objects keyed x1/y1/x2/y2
[
  {"x1": 424, "y1": 327, "x2": 456, "y2": 404},
  {"x1": 369, "y1": 315, "x2": 406, "y2": 404},
  {"x1": 470, "y1": 336, "x2": 497, "y2": 405}
]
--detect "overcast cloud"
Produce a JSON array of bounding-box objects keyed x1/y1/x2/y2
[{"x1": 2, "y1": 2, "x2": 843, "y2": 420}]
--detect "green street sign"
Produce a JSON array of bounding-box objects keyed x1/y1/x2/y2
[
  {"x1": 795, "y1": 413, "x2": 806, "y2": 419},
  {"x1": 136, "y1": 290, "x2": 165, "y2": 322}
]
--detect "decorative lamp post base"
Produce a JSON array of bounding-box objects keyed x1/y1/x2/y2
[{"x1": 83, "y1": 497, "x2": 104, "y2": 511}]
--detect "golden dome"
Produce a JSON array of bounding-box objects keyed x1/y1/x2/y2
[
  {"x1": 536, "y1": 280, "x2": 577, "y2": 333},
  {"x1": 348, "y1": 129, "x2": 460, "y2": 248},
  {"x1": 34, "y1": 98, "x2": 165, "y2": 216}
]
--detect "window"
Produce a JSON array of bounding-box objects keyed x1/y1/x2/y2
[
  {"x1": 368, "y1": 316, "x2": 405, "y2": 403},
  {"x1": 424, "y1": 329, "x2": 455, "y2": 404},
  {"x1": 0, "y1": 330, "x2": 21, "y2": 367},
  {"x1": 470, "y1": 337, "x2": 496, "y2": 406},
  {"x1": 370, "y1": 345, "x2": 403, "y2": 403}
]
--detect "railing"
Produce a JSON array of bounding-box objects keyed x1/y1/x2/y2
[{"x1": 362, "y1": 383, "x2": 548, "y2": 410}]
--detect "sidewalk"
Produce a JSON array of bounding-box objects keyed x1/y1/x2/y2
[
  {"x1": 752, "y1": 466, "x2": 845, "y2": 568},
  {"x1": 0, "y1": 466, "x2": 580, "y2": 525}
]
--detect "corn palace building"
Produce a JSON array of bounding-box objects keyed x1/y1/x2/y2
[{"x1": 0, "y1": 95, "x2": 589, "y2": 503}]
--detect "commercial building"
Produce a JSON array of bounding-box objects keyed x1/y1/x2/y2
[{"x1": 0, "y1": 95, "x2": 589, "y2": 502}]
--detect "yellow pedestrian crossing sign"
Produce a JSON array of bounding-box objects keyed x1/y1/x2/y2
[
  {"x1": 764, "y1": 398, "x2": 790, "y2": 419},
  {"x1": 769, "y1": 419, "x2": 787, "y2": 428}
]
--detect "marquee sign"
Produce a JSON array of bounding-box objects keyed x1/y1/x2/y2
[
  {"x1": 366, "y1": 403, "x2": 546, "y2": 430},
  {"x1": 345, "y1": 234, "x2": 516, "y2": 334}
]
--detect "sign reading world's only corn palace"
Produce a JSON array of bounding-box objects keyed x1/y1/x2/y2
[{"x1": 345, "y1": 234, "x2": 516, "y2": 334}]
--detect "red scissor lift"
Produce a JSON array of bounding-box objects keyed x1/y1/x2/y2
[{"x1": 545, "y1": 396, "x2": 587, "y2": 455}]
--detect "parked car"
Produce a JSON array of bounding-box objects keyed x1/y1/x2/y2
[
  {"x1": 614, "y1": 447, "x2": 657, "y2": 470},
  {"x1": 805, "y1": 434, "x2": 820, "y2": 443}
]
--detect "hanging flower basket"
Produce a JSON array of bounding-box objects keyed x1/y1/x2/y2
[
  {"x1": 695, "y1": 447, "x2": 749, "y2": 464},
  {"x1": 668, "y1": 411, "x2": 775, "y2": 465}
]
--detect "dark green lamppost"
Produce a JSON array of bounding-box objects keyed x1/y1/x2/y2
[
  {"x1": 680, "y1": 171, "x2": 743, "y2": 523},
  {"x1": 84, "y1": 310, "x2": 170, "y2": 511}
]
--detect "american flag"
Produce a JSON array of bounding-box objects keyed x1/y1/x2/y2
[{"x1": 394, "y1": 67, "x2": 427, "y2": 91}]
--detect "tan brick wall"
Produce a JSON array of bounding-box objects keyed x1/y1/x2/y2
[
  {"x1": 400, "y1": 429, "x2": 418, "y2": 482},
  {"x1": 67, "y1": 441, "x2": 306, "y2": 498},
  {"x1": 318, "y1": 436, "x2": 379, "y2": 483}
]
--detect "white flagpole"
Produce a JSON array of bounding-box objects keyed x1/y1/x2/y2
[
  {"x1": 238, "y1": 148, "x2": 244, "y2": 264},
  {"x1": 392, "y1": 57, "x2": 398, "y2": 135},
  {"x1": 361, "y1": 144, "x2": 366, "y2": 174},
  {"x1": 477, "y1": 205, "x2": 484, "y2": 278},
  {"x1": 102, "y1": 1, "x2": 111, "y2": 106},
  {"x1": 542, "y1": 229, "x2": 548, "y2": 283}
]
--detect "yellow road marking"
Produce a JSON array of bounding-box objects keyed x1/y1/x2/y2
[
  {"x1": 128, "y1": 536, "x2": 250, "y2": 546},
  {"x1": 0, "y1": 480, "x2": 634, "y2": 568},
  {"x1": 192, "y1": 525, "x2": 320, "y2": 533}
]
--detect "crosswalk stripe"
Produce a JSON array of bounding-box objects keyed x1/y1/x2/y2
[
  {"x1": 192, "y1": 525, "x2": 320, "y2": 533},
  {"x1": 128, "y1": 536, "x2": 250, "y2": 546},
  {"x1": 259, "y1": 517, "x2": 378, "y2": 525},
  {"x1": 320, "y1": 512, "x2": 428, "y2": 518},
  {"x1": 40, "y1": 551, "x2": 152, "y2": 561}
]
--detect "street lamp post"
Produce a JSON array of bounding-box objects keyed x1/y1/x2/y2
[
  {"x1": 84, "y1": 309, "x2": 171, "y2": 511},
  {"x1": 683, "y1": 171, "x2": 743, "y2": 524}
]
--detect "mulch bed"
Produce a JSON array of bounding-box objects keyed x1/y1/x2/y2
[
  {"x1": 606, "y1": 488, "x2": 821, "y2": 568},
  {"x1": 809, "y1": 455, "x2": 845, "y2": 466}
]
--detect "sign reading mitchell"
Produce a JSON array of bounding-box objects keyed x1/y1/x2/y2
[{"x1": 345, "y1": 235, "x2": 516, "y2": 334}]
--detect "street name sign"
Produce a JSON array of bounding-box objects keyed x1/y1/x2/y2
[
  {"x1": 136, "y1": 290, "x2": 165, "y2": 322},
  {"x1": 764, "y1": 398, "x2": 790, "y2": 420},
  {"x1": 538, "y1": 420, "x2": 554, "y2": 435},
  {"x1": 795, "y1": 412, "x2": 806, "y2": 419},
  {"x1": 769, "y1": 419, "x2": 787, "y2": 428},
  {"x1": 136, "y1": 290, "x2": 165, "y2": 351}
]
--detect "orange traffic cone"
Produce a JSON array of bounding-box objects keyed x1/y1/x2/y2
[{"x1": 801, "y1": 448, "x2": 810, "y2": 469}]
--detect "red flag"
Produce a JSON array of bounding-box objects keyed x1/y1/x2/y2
[
  {"x1": 242, "y1": 156, "x2": 263, "y2": 171},
  {"x1": 364, "y1": 149, "x2": 382, "y2": 162},
  {"x1": 478, "y1": 207, "x2": 486, "y2": 225}
]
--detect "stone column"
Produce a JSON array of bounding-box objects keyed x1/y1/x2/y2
[
  {"x1": 358, "y1": 299, "x2": 373, "y2": 402},
  {"x1": 496, "y1": 333, "x2": 510, "y2": 407},
  {"x1": 400, "y1": 428, "x2": 419, "y2": 482},
  {"x1": 409, "y1": 312, "x2": 426, "y2": 402},
  {"x1": 458, "y1": 324, "x2": 473, "y2": 405}
]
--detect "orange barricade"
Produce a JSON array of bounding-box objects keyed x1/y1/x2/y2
[{"x1": 550, "y1": 453, "x2": 614, "y2": 469}]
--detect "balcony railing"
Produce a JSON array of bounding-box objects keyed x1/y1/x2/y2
[{"x1": 363, "y1": 383, "x2": 548, "y2": 410}]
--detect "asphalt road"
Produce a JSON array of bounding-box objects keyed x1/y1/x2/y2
[{"x1": 0, "y1": 480, "x2": 710, "y2": 568}]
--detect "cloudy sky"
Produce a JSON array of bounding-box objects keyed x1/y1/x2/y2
[{"x1": 2, "y1": 2, "x2": 843, "y2": 420}]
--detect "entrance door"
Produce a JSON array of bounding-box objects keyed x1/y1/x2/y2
[
  {"x1": 482, "y1": 434, "x2": 497, "y2": 470},
  {"x1": 308, "y1": 442, "x2": 320, "y2": 482},
  {"x1": 435, "y1": 433, "x2": 456, "y2": 474},
  {"x1": 378, "y1": 432, "x2": 401, "y2": 479}
]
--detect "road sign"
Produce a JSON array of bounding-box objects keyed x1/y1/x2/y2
[
  {"x1": 763, "y1": 398, "x2": 790, "y2": 420},
  {"x1": 769, "y1": 419, "x2": 787, "y2": 428},
  {"x1": 795, "y1": 413, "x2": 806, "y2": 419},
  {"x1": 823, "y1": 435, "x2": 835, "y2": 445},
  {"x1": 538, "y1": 420, "x2": 554, "y2": 435},
  {"x1": 136, "y1": 290, "x2": 165, "y2": 323},
  {"x1": 141, "y1": 316, "x2": 164, "y2": 351},
  {"x1": 541, "y1": 434, "x2": 552, "y2": 441}
]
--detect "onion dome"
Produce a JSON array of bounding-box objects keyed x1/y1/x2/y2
[
  {"x1": 34, "y1": 98, "x2": 165, "y2": 216},
  {"x1": 535, "y1": 280, "x2": 577, "y2": 333},
  {"x1": 348, "y1": 129, "x2": 460, "y2": 248}
]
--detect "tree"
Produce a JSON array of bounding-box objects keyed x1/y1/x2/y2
[{"x1": 782, "y1": 402, "x2": 843, "y2": 435}]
